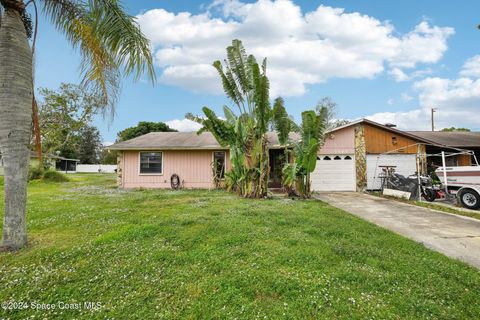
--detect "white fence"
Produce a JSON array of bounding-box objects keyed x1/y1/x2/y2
[{"x1": 76, "y1": 164, "x2": 117, "y2": 173}]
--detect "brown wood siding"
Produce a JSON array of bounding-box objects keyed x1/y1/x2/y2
[
  {"x1": 458, "y1": 154, "x2": 472, "y2": 166},
  {"x1": 364, "y1": 124, "x2": 419, "y2": 154}
]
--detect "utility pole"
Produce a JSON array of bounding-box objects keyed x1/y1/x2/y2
[{"x1": 431, "y1": 108, "x2": 437, "y2": 131}]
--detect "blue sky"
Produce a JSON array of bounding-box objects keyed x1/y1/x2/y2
[{"x1": 33, "y1": 0, "x2": 480, "y2": 143}]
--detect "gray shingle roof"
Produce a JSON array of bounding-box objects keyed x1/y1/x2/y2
[
  {"x1": 108, "y1": 131, "x2": 300, "y2": 150},
  {"x1": 407, "y1": 131, "x2": 480, "y2": 148}
]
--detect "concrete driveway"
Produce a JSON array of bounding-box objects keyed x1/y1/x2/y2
[{"x1": 315, "y1": 192, "x2": 480, "y2": 269}]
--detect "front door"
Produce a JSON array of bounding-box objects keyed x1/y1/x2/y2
[{"x1": 269, "y1": 149, "x2": 285, "y2": 188}]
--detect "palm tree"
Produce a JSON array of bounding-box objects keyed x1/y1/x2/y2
[{"x1": 0, "y1": 0, "x2": 155, "y2": 250}]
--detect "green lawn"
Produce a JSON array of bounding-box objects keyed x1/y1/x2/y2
[{"x1": 0, "y1": 174, "x2": 479, "y2": 319}]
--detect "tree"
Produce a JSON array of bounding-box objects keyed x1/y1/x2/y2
[
  {"x1": 316, "y1": 97, "x2": 351, "y2": 131},
  {"x1": 187, "y1": 39, "x2": 272, "y2": 198},
  {"x1": 117, "y1": 121, "x2": 177, "y2": 142},
  {"x1": 274, "y1": 100, "x2": 329, "y2": 198},
  {"x1": 100, "y1": 148, "x2": 118, "y2": 165},
  {"x1": 0, "y1": 0, "x2": 155, "y2": 250},
  {"x1": 38, "y1": 83, "x2": 101, "y2": 160},
  {"x1": 78, "y1": 126, "x2": 101, "y2": 164},
  {"x1": 441, "y1": 127, "x2": 471, "y2": 132}
]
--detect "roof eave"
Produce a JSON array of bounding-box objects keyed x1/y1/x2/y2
[
  {"x1": 327, "y1": 118, "x2": 436, "y2": 144},
  {"x1": 107, "y1": 146, "x2": 229, "y2": 151}
]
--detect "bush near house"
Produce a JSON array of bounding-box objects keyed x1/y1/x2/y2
[
  {"x1": 42, "y1": 170, "x2": 70, "y2": 183},
  {"x1": 28, "y1": 166, "x2": 44, "y2": 181},
  {"x1": 0, "y1": 174, "x2": 479, "y2": 319},
  {"x1": 28, "y1": 167, "x2": 69, "y2": 182}
]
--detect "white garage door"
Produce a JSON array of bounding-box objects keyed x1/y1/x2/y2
[
  {"x1": 311, "y1": 155, "x2": 356, "y2": 191},
  {"x1": 366, "y1": 154, "x2": 417, "y2": 190}
]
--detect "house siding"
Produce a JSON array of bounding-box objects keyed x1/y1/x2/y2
[
  {"x1": 121, "y1": 150, "x2": 230, "y2": 189},
  {"x1": 364, "y1": 124, "x2": 419, "y2": 154},
  {"x1": 319, "y1": 126, "x2": 355, "y2": 154},
  {"x1": 458, "y1": 154, "x2": 472, "y2": 166}
]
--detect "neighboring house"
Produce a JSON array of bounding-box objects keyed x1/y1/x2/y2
[
  {"x1": 407, "y1": 131, "x2": 480, "y2": 167},
  {"x1": 109, "y1": 119, "x2": 436, "y2": 191},
  {"x1": 312, "y1": 119, "x2": 431, "y2": 191},
  {"x1": 0, "y1": 151, "x2": 79, "y2": 174},
  {"x1": 0, "y1": 152, "x2": 57, "y2": 175},
  {"x1": 55, "y1": 157, "x2": 80, "y2": 173},
  {"x1": 31, "y1": 152, "x2": 80, "y2": 172},
  {"x1": 108, "y1": 132, "x2": 297, "y2": 189}
]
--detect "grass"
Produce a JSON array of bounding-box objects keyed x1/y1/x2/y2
[
  {"x1": 0, "y1": 174, "x2": 479, "y2": 319},
  {"x1": 371, "y1": 192, "x2": 480, "y2": 221}
]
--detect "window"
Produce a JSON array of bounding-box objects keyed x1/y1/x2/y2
[
  {"x1": 344, "y1": 155, "x2": 352, "y2": 160},
  {"x1": 213, "y1": 151, "x2": 226, "y2": 179},
  {"x1": 323, "y1": 156, "x2": 331, "y2": 160},
  {"x1": 334, "y1": 156, "x2": 342, "y2": 160},
  {"x1": 392, "y1": 136, "x2": 398, "y2": 145},
  {"x1": 139, "y1": 152, "x2": 163, "y2": 174}
]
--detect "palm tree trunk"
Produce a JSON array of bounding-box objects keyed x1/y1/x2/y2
[{"x1": 0, "y1": 7, "x2": 33, "y2": 250}]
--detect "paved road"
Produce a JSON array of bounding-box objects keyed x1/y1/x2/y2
[{"x1": 315, "y1": 192, "x2": 480, "y2": 269}]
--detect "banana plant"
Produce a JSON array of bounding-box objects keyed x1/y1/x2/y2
[
  {"x1": 187, "y1": 40, "x2": 272, "y2": 198},
  {"x1": 274, "y1": 101, "x2": 329, "y2": 198}
]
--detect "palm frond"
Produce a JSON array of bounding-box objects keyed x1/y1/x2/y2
[
  {"x1": 88, "y1": 0, "x2": 155, "y2": 81},
  {"x1": 41, "y1": 0, "x2": 155, "y2": 116}
]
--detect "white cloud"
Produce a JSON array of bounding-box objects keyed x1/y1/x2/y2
[
  {"x1": 414, "y1": 77, "x2": 480, "y2": 114},
  {"x1": 389, "y1": 68, "x2": 409, "y2": 82},
  {"x1": 165, "y1": 118, "x2": 203, "y2": 132},
  {"x1": 401, "y1": 92, "x2": 413, "y2": 102},
  {"x1": 367, "y1": 57, "x2": 480, "y2": 130},
  {"x1": 389, "y1": 21, "x2": 454, "y2": 69},
  {"x1": 366, "y1": 109, "x2": 425, "y2": 129},
  {"x1": 137, "y1": 1, "x2": 454, "y2": 96},
  {"x1": 387, "y1": 98, "x2": 395, "y2": 105},
  {"x1": 459, "y1": 55, "x2": 480, "y2": 78},
  {"x1": 389, "y1": 67, "x2": 433, "y2": 82},
  {"x1": 102, "y1": 141, "x2": 114, "y2": 147},
  {"x1": 160, "y1": 64, "x2": 222, "y2": 93}
]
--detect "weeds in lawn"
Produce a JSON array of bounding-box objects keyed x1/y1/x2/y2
[{"x1": 0, "y1": 174, "x2": 479, "y2": 319}]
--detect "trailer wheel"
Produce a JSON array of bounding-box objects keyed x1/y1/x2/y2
[{"x1": 459, "y1": 189, "x2": 480, "y2": 210}]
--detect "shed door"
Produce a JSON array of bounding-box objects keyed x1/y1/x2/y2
[
  {"x1": 311, "y1": 155, "x2": 356, "y2": 191},
  {"x1": 366, "y1": 154, "x2": 417, "y2": 190}
]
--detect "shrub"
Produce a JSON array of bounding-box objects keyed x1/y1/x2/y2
[
  {"x1": 42, "y1": 170, "x2": 69, "y2": 183},
  {"x1": 29, "y1": 166, "x2": 44, "y2": 180}
]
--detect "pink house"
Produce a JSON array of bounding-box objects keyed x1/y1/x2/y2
[
  {"x1": 108, "y1": 119, "x2": 435, "y2": 192},
  {"x1": 108, "y1": 132, "x2": 293, "y2": 189}
]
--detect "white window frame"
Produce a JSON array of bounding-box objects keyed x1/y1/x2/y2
[
  {"x1": 138, "y1": 151, "x2": 163, "y2": 176},
  {"x1": 212, "y1": 151, "x2": 226, "y2": 180}
]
